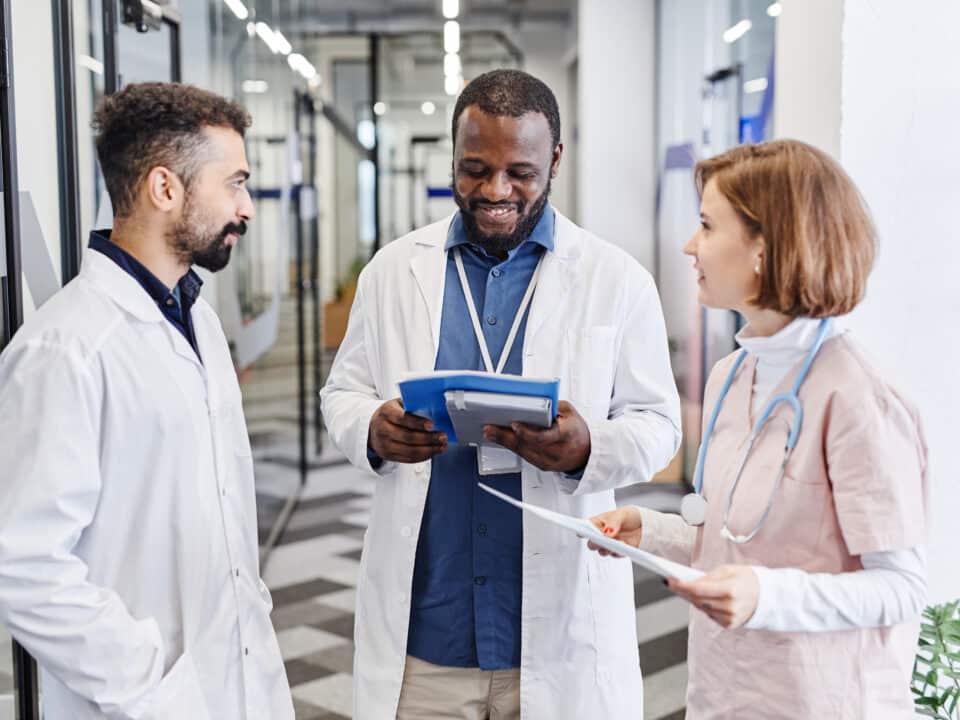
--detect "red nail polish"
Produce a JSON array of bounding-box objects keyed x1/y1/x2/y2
[{"x1": 604, "y1": 527, "x2": 614, "y2": 536}]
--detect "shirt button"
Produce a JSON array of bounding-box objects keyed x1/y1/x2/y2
[
  {"x1": 401, "y1": 526, "x2": 413, "y2": 538},
  {"x1": 487, "y1": 316, "x2": 497, "y2": 325},
  {"x1": 165, "y1": 298, "x2": 175, "y2": 306},
  {"x1": 478, "y1": 524, "x2": 487, "y2": 536},
  {"x1": 491, "y1": 268, "x2": 502, "y2": 278},
  {"x1": 474, "y1": 576, "x2": 486, "y2": 586}
]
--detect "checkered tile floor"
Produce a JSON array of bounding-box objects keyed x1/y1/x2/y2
[
  {"x1": 259, "y1": 460, "x2": 690, "y2": 720},
  {"x1": 0, "y1": 459, "x2": 689, "y2": 720}
]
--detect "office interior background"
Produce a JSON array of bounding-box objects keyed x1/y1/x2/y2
[{"x1": 0, "y1": 0, "x2": 958, "y2": 717}]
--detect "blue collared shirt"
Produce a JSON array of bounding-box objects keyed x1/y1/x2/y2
[
  {"x1": 407, "y1": 207, "x2": 555, "y2": 670},
  {"x1": 88, "y1": 230, "x2": 203, "y2": 359}
]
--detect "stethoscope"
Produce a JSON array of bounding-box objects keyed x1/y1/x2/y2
[{"x1": 679, "y1": 318, "x2": 833, "y2": 543}]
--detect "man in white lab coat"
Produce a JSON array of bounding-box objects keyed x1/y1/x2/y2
[
  {"x1": 321, "y1": 69, "x2": 682, "y2": 719},
  {"x1": 0, "y1": 83, "x2": 293, "y2": 719}
]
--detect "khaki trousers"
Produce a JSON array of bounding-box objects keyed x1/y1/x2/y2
[{"x1": 396, "y1": 655, "x2": 521, "y2": 720}]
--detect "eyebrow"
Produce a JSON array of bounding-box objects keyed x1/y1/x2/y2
[{"x1": 458, "y1": 158, "x2": 540, "y2": 171}]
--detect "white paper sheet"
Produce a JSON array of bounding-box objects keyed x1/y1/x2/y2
[{"x1": 478, "y1": 483, "x2": 704, "y2": 582}]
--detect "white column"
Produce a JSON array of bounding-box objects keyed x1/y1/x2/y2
[
  {"x1": 773, "y1": 0, "x2": 843, "y2": 159},
  {"x1": 840, "y1": 0, "x2": 960, "y2": 603},
  {"x1": 577, "y1": 0, "x2": 656, "y2": 268}
]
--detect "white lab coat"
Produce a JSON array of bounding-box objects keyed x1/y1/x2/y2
[
  {"x1": 321, "y1": 211, "x2": 682, "y2": 719},
  {"x1": 0, "y1": 250, "x2": 293, "y2": 719}
]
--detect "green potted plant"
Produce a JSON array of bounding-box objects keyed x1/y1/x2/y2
[{"x1": 913, "y1": 600, "x2": 960, "y2": 718}]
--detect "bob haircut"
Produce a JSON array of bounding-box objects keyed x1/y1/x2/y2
[{"x1": 694, "y1": 139, "x2": 876, "y2": 317}]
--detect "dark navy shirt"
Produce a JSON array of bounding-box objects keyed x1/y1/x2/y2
[
  {"x1": 406, "y1": 207, "x2": 555, "y2": 670},
  {"x1": 88, "y1": 230, "x2": 203, "y2": 360}
]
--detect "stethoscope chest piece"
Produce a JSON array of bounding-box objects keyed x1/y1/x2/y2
[{"x1": 680, "y1": 492, "x2": 708, "y2": 527}]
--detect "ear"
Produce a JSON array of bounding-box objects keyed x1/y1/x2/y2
[
  {"x1": 550, "y1": 142, "x2": 563, "y2": 179},
  {"x1": 752, "y1": 235, "x2": 766, "y2": 275},
  {"x1": 143, "y1": 166, "x2": 183, "y2": 213}
]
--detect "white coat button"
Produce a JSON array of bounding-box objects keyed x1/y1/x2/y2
[
  {"x1": 399, "y1": 593, "x2": 407, "y2": 604},
  {"x1": 415, "y1": 463, "x2": 425, "y2": 475},
  {"x1": 401, "y1": 526, "x2": 412, "y2": 538},
  {"x1": 235, "y1": 568, "x2": 240, "y2": 577}
]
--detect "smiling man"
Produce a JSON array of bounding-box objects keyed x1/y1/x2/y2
[
  {"x1": 322, "y1": 69, "x2": 681, "y2": 719},
  {"x1": 0, "y1": 83, "x2": 293, "y2": 719}
]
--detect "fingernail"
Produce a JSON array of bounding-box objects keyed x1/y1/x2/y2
[{"x1": 603, "y1": 527, "x2": 615, "y2": 536}]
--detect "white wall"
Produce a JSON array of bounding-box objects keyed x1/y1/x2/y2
[
  {"x1": 577, "y1": 0, "x2": 656, "y2": 268},
  {"x1": 773, "y1": 0, "x2": 843, "y2": 158},
  {"x1": 514, "y1": 26, "x2": 576, "y2": 219},
  {"x1": 840, "y1": 0, "x2": 960, "y2": 604}
]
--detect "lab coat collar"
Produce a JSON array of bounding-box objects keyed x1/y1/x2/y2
[
  {"x1": 408, "y1": 210, "x2": 582, "y2": 359},
  {"x1": 80, "y1": 250, "x2": 204, "y2": 369}
]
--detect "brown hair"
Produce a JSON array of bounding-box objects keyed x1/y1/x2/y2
[
  {"x1": 92, "y1": 82, "x2": 251, "y2": 218},
  {"x1": 694, "y1": 139, "x2": 876, "y2": 317}
]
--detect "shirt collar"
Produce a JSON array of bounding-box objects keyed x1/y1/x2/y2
[
  {"x1": 444, "y1": 205, "x2": 556, "y2": 257},
  {"x1": 88, "y1": 230, "x2": 203, "y2": 311}
]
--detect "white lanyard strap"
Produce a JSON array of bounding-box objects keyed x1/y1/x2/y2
[{"x1": 453, "y1": 247, "x2": 544, "y2": 375}]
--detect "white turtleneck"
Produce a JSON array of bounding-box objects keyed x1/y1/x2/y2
[{"x1": 637, "y1": 317, "x2": 927, "y2": 632}]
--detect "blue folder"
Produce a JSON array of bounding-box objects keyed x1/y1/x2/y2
[{"x1": 398, "y1": 371, "x2": 560, "y2": 443}]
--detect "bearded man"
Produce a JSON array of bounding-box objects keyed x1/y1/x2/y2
[
  {"x1": 321, "y1": 69, "x2": 682, "y2": 719},
  {"x1": 0, "y1": 82, "x2": 293, "y2": 719}
]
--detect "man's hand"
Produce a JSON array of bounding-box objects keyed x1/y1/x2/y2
[
  {"x1": 482, "y1": 401, "x2": 590, "y2": 474},
  {"x1": 368, "y1": 398, "x2": 448, "y2": 463},
  {"x1": 667, "y1": 565, "x2": 760, "y2": 629},
  {"x1": 586, "y1": 506, "x2": 643, "y2": 556}
]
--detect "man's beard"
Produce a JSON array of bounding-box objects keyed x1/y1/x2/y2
[
  {"x1": 169, "y1": 199, "x2": 246, "y2": 273},
  {"x1": 454, "y1": 178, "x2": 551, "y2": 256}
]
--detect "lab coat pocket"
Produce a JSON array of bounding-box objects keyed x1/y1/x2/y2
[
  {"x1": 138, "y1": 651, "x2": 210, "y2": 720},
  {"x1": 586, "y1": 553, "x2": 637, "y2": 676},
  {"x1": 567, "y1": 326, "x2": 617, "y2": 421}
]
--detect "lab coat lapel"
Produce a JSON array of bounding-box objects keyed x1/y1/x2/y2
[
  {"x1": 407, "y1": 216, "x2": 451, "y2": 369},
  {"x1": 524, "y1": 212, "x2": 582, "y2": 350}
]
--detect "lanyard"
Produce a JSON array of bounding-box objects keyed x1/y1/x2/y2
[{"x1": 453, "y1": 247, "x2": 543, "y2": 375}]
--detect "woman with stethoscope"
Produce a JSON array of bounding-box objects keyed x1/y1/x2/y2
[{"x1": 589, "y1": 140, "x2": 929, "y2": 718}]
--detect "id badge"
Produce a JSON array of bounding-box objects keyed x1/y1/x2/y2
[{"x1": 477, "y1": 444, "x2": 522, "y2": 476}]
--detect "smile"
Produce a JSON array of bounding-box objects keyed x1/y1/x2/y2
[{"x1": 477, "y1": 205, "x2": 517, "y2": 222}]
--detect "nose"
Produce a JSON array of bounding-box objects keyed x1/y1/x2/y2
[
  {"x1": 239, "y1": 187, "x2": 255, "y2": 222},
  {"x1": 479, "y1": 171, "x2": 512, "y2": 203},
  {"x1": 683, "y1": 232, "x2": 698, "y2": 257}
]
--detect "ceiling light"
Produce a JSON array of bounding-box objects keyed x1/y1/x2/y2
[
  {"x1": 743, "y1": 78, "x2": 768, "y2": 94},
  {"x1": 273, "y1": 30, "x2": 292, "y2": 56},
  {"x1": 445, "y1": 74, "x2": 462, "y2": 96},
  {"x1": 443, "y1": 52, "x2": 461, "y2": 78},
  {"x1": 255, "y1": 22, "x2": 282, "y2": 54},
  {"x1": 223, "y1": 0, "x2": 248, "y2": 20},
  {"x1": 246, "y1": 21, "x2": 255, "y2": 37},
  {"x1": 77, "y1": 54, "x2": 104, "y2": 75},
  {"x1": 442, "y1": 0, "x2": 459, "y2": 19},
  {"x1": 722, "y1": 19, "x2": 752, "y2": 44},
  {"x1": 444, "y1": 20, "x2": 460, "y2": 54},
  {"x1": 373, "y1": 101, "x2": 387, "y2": 116},
  {"x1": 421, "y1": 101, "x2": 436, "y2": 115},
  {"x1": 767, "y1": 3, "x2": 783, "y2": 17},
  {"x1": 242, "y1": 80, "x2": 269, "y2": 94}
]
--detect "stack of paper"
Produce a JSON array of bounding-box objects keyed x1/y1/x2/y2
[{"x1": 478, "y1": 483, "x2": 703, "y2": 582}]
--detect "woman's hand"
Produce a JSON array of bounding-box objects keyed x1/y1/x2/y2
[
  {"x1": 668, "y1": 565, "x2": 760, "y2": 629},
  {"x1": 587, "y1": 506, "x2": 643, "y2": 556}
]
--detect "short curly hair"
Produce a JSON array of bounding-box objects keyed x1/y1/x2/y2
[
  {"x1": 452, "y1": 69, "x2": 560, "y2": 149},
  {"x1": 92, "y1": 82, "x2": 251, "y2": 218}
]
